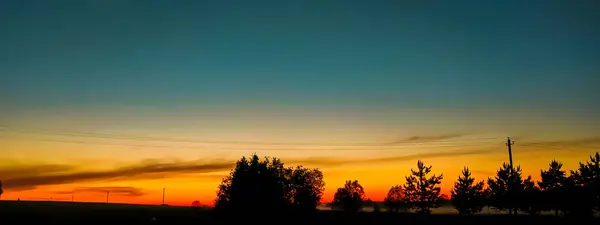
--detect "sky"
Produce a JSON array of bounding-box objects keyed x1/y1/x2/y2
[{"x1": 0, "y1": 0, "x2": 599, "y2": 206}]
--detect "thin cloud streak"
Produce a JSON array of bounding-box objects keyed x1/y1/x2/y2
[
  {"x1": 292, "y1": 149, "x2": 494, "y2": 167},
  {"x1": 53, "y1": 186, "x2": 145, "y2": 197},
  {"x1": 3, "y1": 160, "x2": 234, "y2": 190}
]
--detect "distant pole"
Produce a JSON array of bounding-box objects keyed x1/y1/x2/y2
[
  {"x1": 72, "y1": 193, "x2": 74, "y2": 202},
  {"x1": 162, "y1": 188, "x2": 165, "y2": 205},
  {"x1": 506, "y1": 137, "x2": 515, "y2": 174},
  {"x1": 106, "y1": 191, "x2": 110, "y2": 203},
  {"x1": 505, "y1": 137, "x2": 516, "y2": 216}
]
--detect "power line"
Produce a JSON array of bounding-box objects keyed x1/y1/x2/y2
[
  {"x1": 2, "y1": 134, "x2": 505, "y2": 151},
  {"x1": 0, "y1": 125, "x2": 503, "y2": 147}
]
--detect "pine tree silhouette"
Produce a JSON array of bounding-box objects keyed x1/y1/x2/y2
[
  {"x1": 450, "y1": 167, "x2": 485, "y2": 215},
  {"x1": 403, "y1": 160, "x2": 444, "y2": 214},
  {"x1": 539, "y1": 160, "x2": 567, "y2": 216}
]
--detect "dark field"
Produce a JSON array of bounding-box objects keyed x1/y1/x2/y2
[{"x1": 0, "y1": 201, "x2": 596, "y2": 225}]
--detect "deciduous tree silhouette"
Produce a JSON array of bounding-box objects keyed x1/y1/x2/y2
[
  {"x1": 538, "y1": 160, "x2": 567, "y2": 216},
  {"x1": 214, "y1": 154, "x2": 291, "y2": 212},
  {"x1": 383, "y1": 185, "x2": 406, "y2": 213},
  {"x1": 290, "y1": 166, "x2": 325, "y2": 211},
  {"x1": 214, "y1": 154, "x2": 325, "y2": 213},
  {"x1": 450, "y1": 167, "x2": 485, "y2": 215},
  {"x1": 332, "y1": 180, "x2": 365, "y2": 212},
  {"x1": 487, "y1": 163, "x2": 524, "y2": 215},
  {"x1": 0, "y1": 180, "x2": 3, "y2": 200},
  {"x1": 403, "y1": 160, "x2": 444, "y2": 214}
]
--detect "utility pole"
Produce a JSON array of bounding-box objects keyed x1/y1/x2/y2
[
  {"x1": 71, "y1": 193, "x2": 74, "y2": 202},
  {"x1": 106, "y1": 191, "x2": 110, "y2": 203},
  {"x1": 506, "y1": 137, "x2": 515, "y2": 174},
  {"x1": 505, "y1": 137, "x2": 516, "y2": 216},
  {"x1": 162, "y1": 188, "x2": 165, "y2": 205}
]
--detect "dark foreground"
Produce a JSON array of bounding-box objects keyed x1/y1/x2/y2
[{"x1": 0, "y1": 201, "x2": 596, "y2": 225}]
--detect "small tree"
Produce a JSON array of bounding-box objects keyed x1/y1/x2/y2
[
  {"x1": 538, "y1": 160, "x2": 567, "y2": 216},
  {"x1": 487, "y1": 163, "x2": 524, "y2": 215},
  {"x1": 384, "y1": 185, "x2": 406, "y2": 213},
  {"x1": 403, "y1": 160, "x2": 444, "y2": 214},
  {"x1": 451, "y1": 167, "x2": 485, "y2": 215},
  {"x1": 332, "y1": 180, "x2": 365, "y2": 212}
]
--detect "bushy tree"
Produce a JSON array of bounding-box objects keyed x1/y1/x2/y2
[
  {"x1": 487, "y1": 163, "x2": 524, "y2": 215},
  {"x1": 289, "y1": 166, "x2": 325, "y2": 211},
  {"x1": 538, "y1": 160, "x2": 567, "y2": 216},
  {"x1": 451, "y1": 167, "x2": 485, "y2": 215},
  {"x1": 384, "y1": 185, "x2": 406, "y2": 213},
  {"x1": 403, "y1": 160, "x2": 444, "y2": 214},
  {"x1": 214, "y1": 154, "x2": 325, "y2": 212},
  {"x1": 332, "y1": 180, "x2": 365, "y2": 212}
]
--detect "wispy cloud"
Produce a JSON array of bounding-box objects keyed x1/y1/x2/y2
[
  {"x1": 291, "y1": 148, "x2": 492, "y2": 167},
  {"x1": 520, "y1": 136, "x2": 600, "y2": 148},
  {"x1": 53, "y1": 186, "x2": 145, "y2": 197},
  {"x1": 3, "y1": 160, "x2": 234, "y2": 190},
  {"x1": 386, "y1": 133, "x2": 469, "y2": 145}
]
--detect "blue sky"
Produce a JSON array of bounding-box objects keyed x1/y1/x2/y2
[{"x1": 1, "y1": 0, "x2": 599, "y2": 126}]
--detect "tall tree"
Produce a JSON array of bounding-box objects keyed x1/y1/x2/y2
[
  {"x1": 570, "y1": 152, "x2": 600, "y2": 214},
  {"x1": 214, "y1": 154, "x2": 325, "y2": 212},
  {"x1": 383, "y1": 185, "x2": 406, "y2": 213},
  {"x1": 403, "y1": 160, "x2": 444, "y2": 214},
  {"x1": 450, "y1": 167, "x2": 485, "y2": 215},
  {"x1": 538, "y1": 160, "x2": 567, "y2": 216},
  {"x1": 0, "y1": 180, "x2": 3, "y2": 200},
  {"x1": 487, "y1": 163, "x2": 524, "y2": 215},
  {"x1": 289, "y1": 166, "x2": 325, "y2": 211},
  {"x1": 332, "y1": 180, "x2": 365, "y2": 212}
]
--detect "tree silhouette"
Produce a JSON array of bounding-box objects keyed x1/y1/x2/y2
[
  {"x1": 487, "y1": 163, "x2": 524, "y2": 215},
  {"x1": 569, "y1": 152, "x2": 600, "y2": 215},
  {"x1": 0, "y1": 180, "x2": 3, "y2": 200},
  {"x1": 383, "y1": 185, "x2": 406, "y2": 213},
  {"x1": 403, "y1": 160, "x2": 444, "y2": 214},
  {"x1": 289, "y1": 166, "x2": 325, "y2": 211},
  {"x1": 332, "y1": 180, "x2": 365, "y2": 212},
  {"x1": 191, "y1": 200, "x2": 202, "y2": 207},
  {"x1": 520, "y1": 175, "x2": 542, "y2": 215},
  {"x1": 450, "y1": 167, "x2": 485, "y2": 215},
  {"x1": 214, "y1": 154, "x2": 325, "y2": 213},
  {"x1": 538, "y1": 160, "x2": 568, "y2": 216}
]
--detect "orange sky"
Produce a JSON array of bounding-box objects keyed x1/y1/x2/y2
[
  {"x1": 1, "y1": 108, "x2": 598, "y2": 206},
  {"x1": 0, "y1": 109, "x2": 600, "y2": 205}
]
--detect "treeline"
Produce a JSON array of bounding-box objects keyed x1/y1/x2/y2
[{"x1": 213, "y1": 152, "x2": 600, "y2": 217}]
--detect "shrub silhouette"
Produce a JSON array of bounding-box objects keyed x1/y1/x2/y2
[
  {"x1": 332, "y1": 180, "x2": 365, "y2": 212},
  {"x1": 383, "y1": 185, "x2": 406, "y2": 213},
  {"x1": 214, "y1": 154, "x2": 325, "y2": 212},
  {"x1": 403, "y1": 160, "x2": 444, "y2": 214},
  {"x1": 451, "y1": 167, "x2": 485, "y2": 215}
]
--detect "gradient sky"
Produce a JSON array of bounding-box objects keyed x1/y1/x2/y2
[{"x1": 1, "y1": 0, "x2": 599, "y2": 206}]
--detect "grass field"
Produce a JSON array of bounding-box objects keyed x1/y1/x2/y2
[{"x1": 0, "y1": 200, "x2": 596, "y2": 224}]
